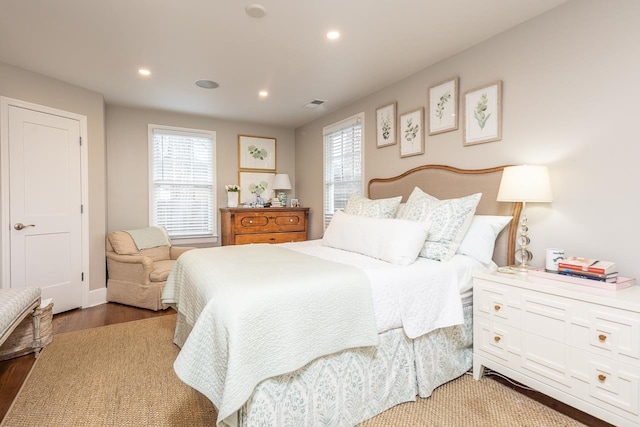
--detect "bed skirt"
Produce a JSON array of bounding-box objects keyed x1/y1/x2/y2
[{"x1": 173, "y1": 304, "x2": 472, "y2": 426}]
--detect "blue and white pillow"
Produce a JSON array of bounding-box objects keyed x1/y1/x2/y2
[
  {"x1": 344, "y1": 194, "x2": 402, "y2": 219},
  {"x1": 398, "y1": 187, "x2": 482, "y2": 261}
]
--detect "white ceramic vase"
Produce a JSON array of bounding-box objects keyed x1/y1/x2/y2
[{"x1": 227, "y1": 191, "x2": 239, "y2": 208}]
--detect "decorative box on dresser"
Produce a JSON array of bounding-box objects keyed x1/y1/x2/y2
[
  {"x1": 473, "y1": 270, "x2": 640, "y2": 427},
  {"x1": 220, "y1": 207, "x2": 309, "y2": 246}
]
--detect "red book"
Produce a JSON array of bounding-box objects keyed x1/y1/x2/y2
[{"x1": 557, "y1": 257, "x2": 616, "y2": 275}]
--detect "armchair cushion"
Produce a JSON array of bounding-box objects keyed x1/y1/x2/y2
[
  {"x1": 149, "y1": 260, "x2": 175, "y2": 283},
  {"x1": 108, "y1": 231, "x2": 140, "y2": 255}
]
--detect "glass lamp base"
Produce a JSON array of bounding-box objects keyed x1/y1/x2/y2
[{"x1": 277, "y1": 191, "x2": 287, "y2": 207}]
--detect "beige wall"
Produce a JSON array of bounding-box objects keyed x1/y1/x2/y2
[
  {"x1": 0, "y1": 61, "x2": 107, "y2": 293},
  {"x1": 295, "y1": 0, "x2": 640, "y2": 279},
  {"x1": 106, "y1": 105, "x2": 296, "y2": 240}
]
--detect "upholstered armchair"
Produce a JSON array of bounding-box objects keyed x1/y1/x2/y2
[{"x1": 106, "y1": 227, "x2": 195, "y2": 311}]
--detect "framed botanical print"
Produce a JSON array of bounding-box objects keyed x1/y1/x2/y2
[
  {"x1": 376, "y1": 102, "x2": 396, "y2": 147},
  {"x1": 463, "y1": 81, "x2": 502, "y2": 146},
  {"x1": 238, "y1": 135, "x2": 276, "y2": 171},
  {"x1": 428, "y1": 77, "x2": 458, "y2": 135},
  {"x1": 399, "y1": 107, "x2": 424, "y2": 158},
  {"x1": 238, "y1": 171, "x2": 275, "y2": 205}
]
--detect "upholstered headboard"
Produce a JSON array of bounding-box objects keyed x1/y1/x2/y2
[{"x1": 368, "y1": 164, "x2": 521, "y2": 267}]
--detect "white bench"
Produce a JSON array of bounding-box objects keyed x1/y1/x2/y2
[{"x1": 0, "y1": 288, "x2": 42, "y2": 358}]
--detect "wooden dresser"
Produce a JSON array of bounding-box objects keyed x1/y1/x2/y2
[{"x1": 220, "y1": 207, "x2": 309, "y2": 246}]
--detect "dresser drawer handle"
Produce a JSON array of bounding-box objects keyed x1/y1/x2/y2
[
  {"x1": 494, "y1": 305, "x2": 501, "y2": 312},
  {"x1": 598, "y1": 374, "x2": 606, "y2": 382},
  {"x1": 598, "y1": 334, "x2": 607, "y2": 342},
  {"x1": 493, "y1": 336, "x2": 501, "y2": 343},
  {"x1": 289, "y1": 218, "x2": 293, "y2": 222},
  {"x1": 249, "y1": 220, "x2": 253, "y2": 224}
]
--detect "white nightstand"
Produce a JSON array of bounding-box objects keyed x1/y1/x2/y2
[{"x1": 473, "y1": 270, "x2": 640, "y2": 427}]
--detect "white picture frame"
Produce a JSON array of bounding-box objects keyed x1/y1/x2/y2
[
  {"x1": 428, "y1": 77, "x2": 458, "y2": 135},
  {"x1": 463, "y1": 80, "x2": 502, "y2": 146},
  {"x1": 376, "y1": 102, "x2": 396, "y2": 148},
  {"x1": 399, "y1": 107, "x2": 424, "y2": 158}
]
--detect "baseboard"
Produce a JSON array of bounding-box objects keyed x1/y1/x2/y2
[{"x1": 87, "y1": 286, "x2": 107, "y2": 307}]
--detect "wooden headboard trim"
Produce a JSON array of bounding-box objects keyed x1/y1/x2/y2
[{"x1": 367, "y1": 164, "x2": 521, "y2": 266}]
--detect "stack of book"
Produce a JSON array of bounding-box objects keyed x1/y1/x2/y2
[
  {"x1": 269, "y1": 198, "x2": 282, "y2": 207},
  {"x1": 557, "y1": 257, "x2": 618, "y2": 283}
]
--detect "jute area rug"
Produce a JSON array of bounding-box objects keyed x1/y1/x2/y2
[{"x1": 2, "y1": 315, "x2": 585, "y2": 427}]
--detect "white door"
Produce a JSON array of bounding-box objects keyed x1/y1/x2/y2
[{"x1": 7, "y1": 105, "x2": 83, "y2": 313}]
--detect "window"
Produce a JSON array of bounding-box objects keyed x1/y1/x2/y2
[
  {"x1": 148, "y1": 124, "x2": 216, "y2": 244},
  {"x1": 323, "y1": 113, "x2": 364, "y2": 228}
]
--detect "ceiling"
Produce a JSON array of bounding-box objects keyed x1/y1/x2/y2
[{"x1": 0, "y1": 0, "x2": 567, "y2": 129}]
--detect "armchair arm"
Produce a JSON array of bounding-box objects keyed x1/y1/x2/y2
[
  {"x1": 106, "y1": 252, "x2": 154, "y2": 286},
  {"x1": 170, "y1": 246, "x2": 196, "y2": 260}
]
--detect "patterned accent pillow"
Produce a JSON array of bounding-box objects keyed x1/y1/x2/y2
[
  {"x1": 398, "y1": 187, "x2": 482, "y2": 261},
  {"x1": 344, "y1": 194, "x2": 402, "y2": 219}
]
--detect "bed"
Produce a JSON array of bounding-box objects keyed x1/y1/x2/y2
[{"x1": 162, "y1": 164, "x2": 520, "y2": 427}]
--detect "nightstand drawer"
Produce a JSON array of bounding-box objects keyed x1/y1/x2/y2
[
  {"x1": 474, "y1": 279, "x2": 518, "y2": 325},
  {"x1": 235, "y1": 232, "x2": 306, "y2": 245},
  {"x1": 571, "y1": 350, "x2": 640, "y2": 420},
  {"x1": 474, "y1": 317, "x2": 517, "y2": 362}
]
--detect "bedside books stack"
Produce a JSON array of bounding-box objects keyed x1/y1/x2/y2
[{"x1": 557, "y1": 256, "x2": 618, "y2": 283}]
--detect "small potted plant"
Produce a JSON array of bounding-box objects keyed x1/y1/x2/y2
[{"x1": 225, "y1": 184, "x2": 239, "y2": 208}]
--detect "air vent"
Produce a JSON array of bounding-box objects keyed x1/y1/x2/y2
[{"x1": 304, "y1": 99, "x2": 327, "y2": 108}]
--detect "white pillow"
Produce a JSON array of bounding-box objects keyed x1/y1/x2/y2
[
  {"x1": 322, "y1": 211, "x2": 429, "y2": 265},
  {"x1": 457, "y1": 215, "x2": 513, "y2": 264},
  {"x1": 398, "y1": 187, "x2": 481, "y2": 261},
  {"x1": 344, "y1": 194, "x2": 402, "y2": 218}
]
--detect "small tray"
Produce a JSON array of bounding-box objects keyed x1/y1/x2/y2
[{"x1": 528, "y1": 268, "x2": 636, "y2": 291}]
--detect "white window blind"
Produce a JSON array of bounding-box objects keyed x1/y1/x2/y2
[
  {"x1": 149, "y1": 125, "x2": 216, "y2": 241},
  {"x1": 323, "y1": 113, "x2": 364, "y2": 229}
]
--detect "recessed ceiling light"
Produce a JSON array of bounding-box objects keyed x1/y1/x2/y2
[
  {"x1": 195, "y1": 80, "x2": 219, "y2": 89},
  {"x1": 245, "y1": 4, "x2": 266, "y2": 18},
  {"x1": 138, "y1": 68, "x2": 151, "y2": 76},
  {"x1": 259, "y1": 90, "x2": 268, "y2": 98},
  {"x1": 326, "y1": 31, "x2": 340, "y2": 40}
]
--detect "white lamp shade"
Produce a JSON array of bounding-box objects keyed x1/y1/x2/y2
[
  {"x1": 272, "y1": 173, "x2": 292, "y2": 190},
  {"x1": 497, "y1": 165, "x2": 553, "y2": 202}
]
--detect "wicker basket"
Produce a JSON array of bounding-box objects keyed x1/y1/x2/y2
[{"x1": 0, "y1": 299, "x2": 53, "y2": 361}]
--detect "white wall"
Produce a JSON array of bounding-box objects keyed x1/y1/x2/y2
[
  {"x1": 106, "y1": 105, "x2": 296, "y2": 240},
  {"x1": 0, "y1": 61, "x2": 107, "y2": 293},
  {"x1": 295, "y1": 0, "x2": 640, "y2": 279}
]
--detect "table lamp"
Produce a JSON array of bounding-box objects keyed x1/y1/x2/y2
[
  {"x1": 272, "y1": 173, "x2": 292, "y2": 207},
  {"x1": 497, "y1": 165, "x2": 553, "y2": 271}
]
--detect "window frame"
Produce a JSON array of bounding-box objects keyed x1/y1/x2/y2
[
  {"x1": 147, "y1": 124, "x2": 217, "y2": 245},
  {"x1": 322, "y1": 112, "x2": 365, "y2": 229}
]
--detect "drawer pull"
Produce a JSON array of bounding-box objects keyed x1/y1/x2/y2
[
  {"x1": 493, "y1": 336, "x2": 501, "y2": 343},
  {"x1": 598, "y1": 374, "x2": 606, "y2": 382},
  {"x1": 289, "y1": 218, "x2": 293, "y2": 222},
  {"x1": 598, "y1": 334, "x2": 607, "y2": 342},
  {"x1": 494, "y1": 305, "x2": 501, "y2": 312},
  {"x1": 249, "y1": 220, "x2": 253, "y2": 224}
]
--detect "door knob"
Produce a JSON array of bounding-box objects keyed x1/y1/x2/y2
[{"x1": 14, "y1": 223, "x2": 36, "y2": 230}]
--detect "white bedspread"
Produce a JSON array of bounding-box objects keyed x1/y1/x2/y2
[
  {"x1": 162, "y1": 244, "x2": 379, "y2": 427},
  {"x1": 282, "y1": 240, "x2": 478, "y2": 338}
]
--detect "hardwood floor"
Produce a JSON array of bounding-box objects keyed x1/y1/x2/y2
[
  {"x1": 0, "y1": 302, "x2": 614, "y2": 426},
  {"x1": 0, "y1": 302, "x2": 174, "y2": 423}
]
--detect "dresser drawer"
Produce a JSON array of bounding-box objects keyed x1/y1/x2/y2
[
  {"x1": 474, "y1": 279, "x2": 519, "y2": 326},
  {"x1": 235, "y1": 232, "x2": 307, "y2": 245},
  {"x1": 571, "y1": 350, "x2": 640, "y2": 421},
  {"x1": 234, "y1": 211, "x2": 306, "y2": 234}
]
